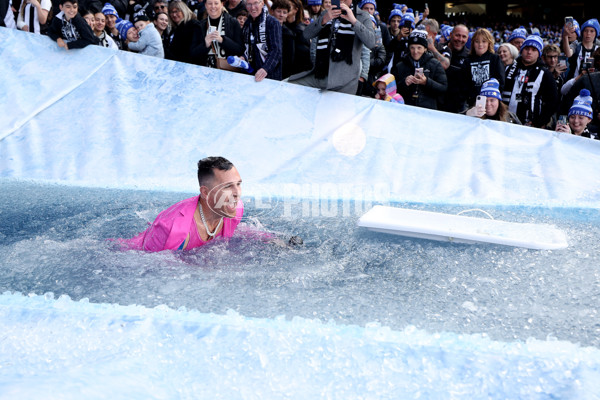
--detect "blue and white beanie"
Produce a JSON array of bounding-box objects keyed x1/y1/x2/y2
[
  {"x1": 521, "y1": 34, "x2": 543, "y2": 56},
  {"x1": 572, "y1": 19, "x2": 581, "y2": 37},
  {"x1": 480, "y1": 78, "x2": 502, "y2": 101},
  {"x1": 116, "y1": 19, "x2": 134, "y2": 40},
  {"x1": 358, "y1": 0, "x2": 376, "y2": 10},
  {"x1": 401, "y1": 12, "x2": 415, "y2": 28},
  {"x1": 101, "y1": 2, "x2": 119, "y2": 17},
  {"x1": 392, "y1": 3, "x2": 406, "y2": 11},
  {"x1": 441, "y1": 24, "x2": 452, "y2": 40},
  {"x1": 581, "y1": 18, "x2": 600, "y2": 38},
  {"x1": 507, "y1": 26, "x2": 527, "y2": 42},
  {"x1": 306, "y1": 0, "x2": 322, "y2": 5},
  {"x1": 388, "y1": 9, "x2": 402, "y2": 23},
  {"x1": 568, "y1": 89, "x2": 594, "y2": 119}
]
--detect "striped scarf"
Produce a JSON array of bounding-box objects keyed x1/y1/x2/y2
[{"x1": 314, "y1": 14, "x2": 355, "y2": 79}]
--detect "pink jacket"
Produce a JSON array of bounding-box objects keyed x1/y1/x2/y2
[{"x1": 121, "y1": 196, "x2": 244, "y2": 252}]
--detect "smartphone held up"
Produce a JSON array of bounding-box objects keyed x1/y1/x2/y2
[{"x1": 476, "y1": 95, "x2": 486, "y2": 109}]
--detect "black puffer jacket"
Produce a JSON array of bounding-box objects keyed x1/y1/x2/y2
[{"x1": 392, "y1": 51, "x2": 448, "y2": 110}]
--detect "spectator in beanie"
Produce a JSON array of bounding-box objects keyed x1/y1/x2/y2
[
  {"x1": 93, "y1": 9, "x2": 118, "y2": 48},
  {"x1": 128, "y1": 5, "x2": 164, "y2": 57},
  {"x1": 465, "y1": 78, "x2": 521, "y2": 124},
  {"x1": 563, "y1": 18, "x2": 600, "y2": 80},
  {"x1": 502, "y1": 34, "x2": 558, "y2": 128},
  {"x1": 392, "y1": 28, "x2": 447, "y2": 110},
  {"x1": 115, "y1": 18, "x2": 138, "y2": 50},
  {"x1": 306, "y1": 0, "x2": 321, "y2": 21},
  {"x1": 102, "y1": 2, "x2": 125, "y2": 49},
  {"x1": 385, "y1": 10, "x2": 413, "y2": 71},
  {"x1": 555, "y1": 89, "x2": 598, "y2": 139},
  {"x1": 507, "y1": 26, "x2": 527, "y2": 51}
]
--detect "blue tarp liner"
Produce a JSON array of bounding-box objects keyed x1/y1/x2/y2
[{"x1": 2, "y1": 27, "x2": 600, "y2": 398}]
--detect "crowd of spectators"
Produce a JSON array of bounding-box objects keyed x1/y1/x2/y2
[{"x1": 3, "y1": 0, "x2": 600, "y2": 138}]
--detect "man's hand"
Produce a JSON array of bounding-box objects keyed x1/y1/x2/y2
[
  {"x1": 562, "y1": 24, "x2": 575, "y2": 39},
  {"x1": 555, "y1": 62, "x2": 567, "y2": 74},
  {"x1": 57, "y1": 38, "x2": 69, "y2": 50},
  {"x1": 339, "y1": 3, "x2": 357, "y2": 25},
  {"x1": 322, "y1": 6, "x2": 341, "y2": 25},
  {"x1": 255, "y1": 68, "x2": 268, "y2": 82}
]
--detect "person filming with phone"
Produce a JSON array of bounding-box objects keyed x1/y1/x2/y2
[
  {"x1": 559, "y1": 48, "x2": 600, "y2": 133},
  {"x1": 391, "y1": 27, "x2": 447, "y2": 110},
  {"x1": 542, "y1": 44, "x2": 567, "y2": 94},
  {"x1": 287, "y1": 0, "x2": 376, "y2": 94},
  {"x1": 555, "y1": 89, "x2": 598, "y2": 139},
  {"x1": 465, "y1": 78, "x2": 521, "y2": 124},
  {"x1": 562, "y1": 18, "x2": 600, "y2": 81}
]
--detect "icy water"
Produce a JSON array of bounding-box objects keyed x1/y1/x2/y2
[{"x1": 1, "y1": 178, "x2": 599, "y2": 348}]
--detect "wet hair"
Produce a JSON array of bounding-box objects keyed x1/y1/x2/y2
[{"x1": 197, "y1": 156, "x2": 234, "y2": 187}]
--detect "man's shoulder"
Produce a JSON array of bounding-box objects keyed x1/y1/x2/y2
[
  {"x1": 355, "y1": 8, "x2": 371, "y2": 23},
  {"x1": 265, "y1": 14, "x2": 280, "y2": 25}
]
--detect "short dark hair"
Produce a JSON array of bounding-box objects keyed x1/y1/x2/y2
[
  {"x1": 59, "y1": 0, "x2": 77, "y2": 5},
  {"x1": 271, "y1": 0, "x2": 291, "y2": 12},
  {"x1": 197, "y1": 156, "x2": 234, "y2": 187}
]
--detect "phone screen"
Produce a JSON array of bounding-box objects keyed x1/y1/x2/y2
[
  {"x1": 565, "y1": 16, "x2": 573, "y2": 27},
  {"x1": 331, "y1": 0, "x2": 340, "y2": 8},
  {"x1": 558, "y1": 115, "x2": 568, "y2": 125},
  {"x1": 415, "y1": 67, "x2": 423, "y2": 77}
]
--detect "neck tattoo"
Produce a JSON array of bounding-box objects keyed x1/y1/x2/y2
[{"x1": 199, "y1": 203, "x2": 223, "y2": 237}]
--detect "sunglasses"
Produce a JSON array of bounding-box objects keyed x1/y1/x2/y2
[{"x1": 154, "y1": 4, "x2": 167, "y2": 10}]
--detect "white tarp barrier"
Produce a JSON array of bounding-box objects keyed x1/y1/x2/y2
[{"x1": 1, "y1": 27, "x2": 600, "y2": 208}]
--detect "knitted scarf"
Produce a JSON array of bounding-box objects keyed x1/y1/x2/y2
[
  {"x1": 314, "y1": 10, "x2": 356, "y2": 79},
  {"x1": 244, "y1": 5, "x2": 269, "y2": 64}
]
